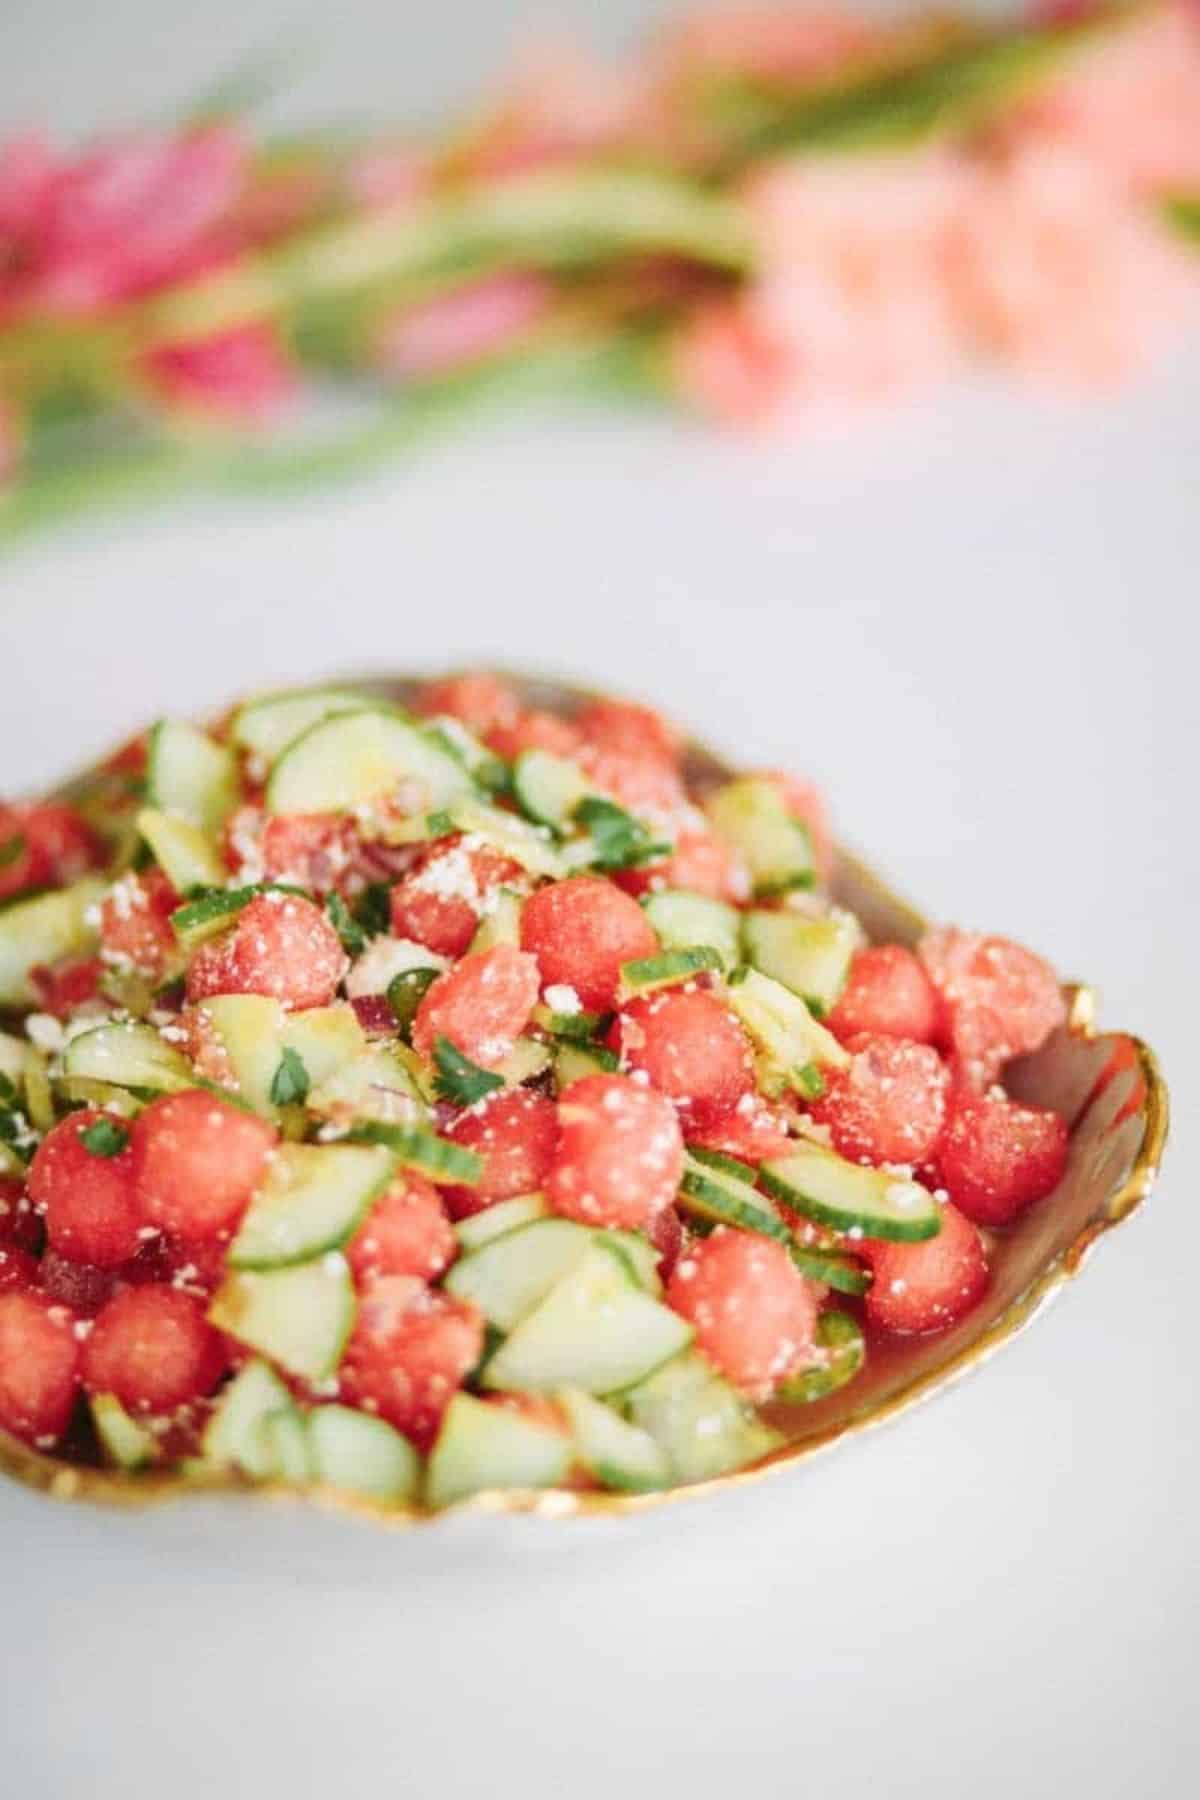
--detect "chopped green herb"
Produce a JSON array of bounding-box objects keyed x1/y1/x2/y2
[
  {"x1": 0, "y1": 834, "x2": 26, "y2": 871},
  {"x1": 432, "y1": 1035, "x2": 505, "y2": 1107},
  {"x1": 426, "y1": 809, "x2": 454, "y2": 838},
  {"x1": 794, "y1": 1062, "x2": 827, "y2": 1101},
  {"x1": 325, "y1": 891, "x2": 367, "y2": 958},
  {"x1": 353, "y1": 882, "x2": 392, "y2": 939},
  {"x1": 803, "y1": 995, "x2": 827, "y2": 1021},
  {"x1": 387, "y1": 967, "x2": 440, "y2": 1039},
  {"x1": 0, "y1": 1072, "x2": 17, "y2": 1106},
  {"x1": 573, "y1": 796, "x2": 670, "y2": 872},
  {"x1": 270, "y1": 1046, "x2": 311, "y2": 1108},
  {"x1": 80, "y1": 1117, "x2": 130, "y2": 1158}
]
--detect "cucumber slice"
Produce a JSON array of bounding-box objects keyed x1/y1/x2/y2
[
  {"x1": 467, "y1": 887, "x2": 523, "y2": 953},
  {"x1": 147, "y1": 720, "x2": 238, "y2": 835},
  {"x1": 91, "y1": 1393, "x2": 161, "y2": 1471},
  {"x1": 202, "y1": 1358, "x2": 297, "y2": 1479},
  {"x1": 425, "y1": 1392, "x2": 572, "y2": 1511},
  {"x1": 208, "y1": 1254, "x2": 356, "y2": 1381},
  {"x1": 678, "y1": 1152, "x2": 792, "y2": 1243},
  {"x1": 445, "y1": 1218, "x2": 595, "y2": 1330},
  {"x1": 0, "y1": 878, "x2": 105, "y2": 1009},
  {"x1": 307, "y1": 1046, "x2": 428, "y2": 1126},
  {"x1": 641, "y1": 890, "x2": 741, "y2": 970},
  {"x1": 281, "y1": 1003, "x2": 367, "y2": 1090},
  {"x1": 617, "y1": 945, "x2": 723, "y2": 999},
  {"x1": 725, "y1": 965, "x2": 849, "y2": 1096},
  {"x1": 705, "y1": 778, "x2": 815, "y2": 899},
  {"x1": 446, "y1": 797, "x2": 565, "y2": 880},
  {"x1": 531, "y1": 1003, "x2": 609, "y2": 1042},
  {"x1": 231, "y1": 687, "x2": 369, "y2": 765},
  {"x1": 194, "y1": 994, "x2": 287, "y2": 1114},
  {"x1": 266, "y1": 708, "x2": 470, "y2": 817},
  {"x1": 686, "y1": 1144, "x2": 759, "y2": 1184},
  {"x1": 511, "y1": 750, "x2": 588, "y2": 831},
  {"x1": 308, "y1": 1405, "x2": 420, "y2": 1505},
  {"x1": 262, "y1": 1408, "x2": 315, "y2": 1485},
  {"x1": 454, "y1": 1193, "x2": 547, "y2": 1252},
  {"x1": 497, "y1": 1036, "x2": 552, "y2": 1088},
  {"x1": 760, "y1": 1140, "x2": 940, "y2": 1242},
  {"x1": 741, "y1": 909, "x2": 859, "y2": 1014},
  {"x1": 137, "y1": 807, "x2": 226, "y2": 891},
  {"x1": 775, "y1": 1311, "x2": 865, "y2": 1404},
  {"x1": 60, "y1": 1021, "x2": 195, "y2": 1094},
  {"x1": 229, "y1": 1142, "x2": 394, "y2": 1270},
  {"x1": 553, "y1": 1040, "x2": 620, "y2": 1090},
  {"x1": 344, "y1": 1120, "x2": 482, "y2": 1185},
  {"x1": 170, "y1": 884, "x2": 286, "y2": 953},
  {"x1": 558, "y1": 1387, "x2": 670, "y2": 1494},
  {"x1": 624, "y1": 1350, "x2": 782, "y2": 1485},
  {"x1": 423, "y1": 716, "x2": 509, "y2": 797},
  {"x1": 483, "y1": 1244, "x2": 693, "y2": 1397}
]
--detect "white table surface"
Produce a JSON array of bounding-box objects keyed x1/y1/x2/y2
[{"x1": 1, "y1": 6, "x2": 1197, "y2": 1796}]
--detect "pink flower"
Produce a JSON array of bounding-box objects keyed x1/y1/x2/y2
[
  {"x1": 460, "y1": 40, "x2": 650, "y2": 180},
  {"x1": 376, "y1": 272, "x2": 553, "y2": 379},
  {"x1": 1001, "y1": 0, "x2": 1200, "y2": 198},
  {"x1": 0, "y1": 125, "x2": 246, "y2": 316},
  {"x1": 677, "y1": 149, "x2": 969, "y2": 425},
  {"x1": 142, "y1": 323, "x2": 295, "y2": 421},
  {"x1": 948, "y1": 139, "x2": 1200, "y2": 383},
  {"x1": 346, "y1": 143, "x2": 432, "y2": 212}
]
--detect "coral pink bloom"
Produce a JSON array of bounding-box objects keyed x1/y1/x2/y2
[
  {"x1": 673, "y1": 298, "x2": 795, "y2": 426},
  {"x1": 659, "y1": 5, "x2": 882, "y2": 82},
  {"x1": 11, "y1": 126, "x2": 246, "y2": 314},
  {"x1": 949, "y1": 140, "x2": 1200, "y2": 383},
  {"x1": 142, "y1": 323, "x2": 296, "y2": 422},
  {"x1": 377, "y1": 272, "x2": 552, "y2": 379},
  {"x1": 464, "y1": 40, "x2": 651, "y2": 179},
  {"x1": 1007, "y1": 1, "x2": 1200, "y2": 198},
  {"x1": 346, "y1": 143, "x2": 432, "y2": 211}
]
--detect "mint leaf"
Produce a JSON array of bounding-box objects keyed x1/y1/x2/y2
[
  {"x1": 325, "y1": 891, "x2": 366, "y2": 958},
  {"x1": 573, "y1": 797, "x2": 670, "y2": 872},
  {"x1": 432, "y1": 1035, "x2": 504, "y2": 1107},
  {"x1": 270, "y1": 1046, "x2": 310, "y2": 1107},
  {"x1": 80, "y1": 1117, "x2": 129, "y2": 1158}
]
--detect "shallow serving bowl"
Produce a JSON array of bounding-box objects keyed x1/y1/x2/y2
[{"x1": 0, "y1": 672, "x2": 1169, "y2": 1527}]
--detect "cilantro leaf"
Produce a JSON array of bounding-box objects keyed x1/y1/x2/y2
[
  {"x1": 573, "y1": 796, "x2": 670, "y2": 872},
  {"x1": 80, "y1": 1118, "x2": 130, "y2": 1158},
  {"x1": 270, "y1": 1046, "x2": 311, "y2": 1108},
  {"x1": 325, "y1": 891, "x2": 367, "y2": 958},
  {"x1": 432, "y1": 1036, "x2": 504, "y2": 1107}
]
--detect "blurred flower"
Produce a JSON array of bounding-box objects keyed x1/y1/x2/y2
[
  {"x1": 658, "y1": 4, "x2": 884, "y2": 84},
  {"x1": 346, "y1": 143, "x2": 432, "y2": 211},
  {"x1": 458, "y1": 40, "x2": 651, "y2": 180},
  {"x1": 948, "y1": 139, "x2": 1200, "y2": 381},
  {"x1": 0, "y1": 397, "x2": 20, "y2": 486},
  {"x1": 142, "y1": 322, "x2": 296, "y2": 421},
  {"x1": 376, "y1": 271, "x2": 553, "y2": 379}
]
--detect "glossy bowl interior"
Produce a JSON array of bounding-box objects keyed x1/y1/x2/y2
[{"x1": 0, "y1": 672, "x2": 1169, "y2": 1524}]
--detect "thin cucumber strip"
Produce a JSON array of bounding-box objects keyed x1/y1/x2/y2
[
  {"x1": 454, "y1": 1193, "x2": 548, "y2": 1253},
  {"x1": 228, "y1": 1142, "x2": 394, "y2": 1270},
  {"x1": 617, "y1": 945, "x2": 723, "y2": 998},
  {"x1": 194, "y1": 994, "x2": 288, "y2": 1114},
  {"x1": 725, "y1": 965, "x2": 849, "y2": 1096},
  {"x1": 553, "y1": 1041, "x2": 620, "y2": 1090},
  {"x1": 266, "y1": 707, "x2": 471, "y2": 817},
  {"x1": 137, "y1": 807, "x2": 226, "y2": 891},
  {"x1": 91, "y1": 1394, "x2": 161, "y2": 1471},
  {"x1": 678, "y1": 1154, "x2": 792, "y2": 1243},
  {"x1": 208, "y1": 1255, "x2": 356, "y2": 1382},
  {"x1": 425, "y1": 1391, "x2": 572, "y2": 1511},
  {"x1": 468, "y1": 888, "x2": 524, "y2": 953},
  {"x1": 60, "y1": 1021, "x2": 195, "y2": 1094},
  {"x1": 345, "y1": 1120, "x2": 482, "y2": 1185},
  {"x1": 705, "y1": 778, "x2": 815, "y2": 899},
  {"x1": 760, "y1": 1140, "x2": 940, "y2": 1242},
  {"x1": 147, "y1": 719, "x2": 238, "y2": 835}
]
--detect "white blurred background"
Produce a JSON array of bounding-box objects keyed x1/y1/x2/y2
[{"x1": 0, "y1": 4, "x2": 1197, "y2": 1797}]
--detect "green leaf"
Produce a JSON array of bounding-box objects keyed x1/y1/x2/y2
[
  {"x1": 352, "y1": 882, "x2": 393, "y2": 939},
  {"x1": 80, "y1": 1118, "x2": 130, "y2": 1158},
  {"x1": 0, "y1": 834, "x2": 26, "y2": 871},
  {"x1": 573, "y1": 796, "x2": 670, "y2": 872},
  {"x1": 432, "y1": 1035, "x2": 505, "y2": 1107},
  {"x1": 270, "y1": 1046, "x2": 311, "y2": 1108},
  {"x1": 325, "y1": 891, "x2": 367, "y2": 958}
]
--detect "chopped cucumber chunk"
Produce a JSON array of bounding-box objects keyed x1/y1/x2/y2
[
  {"x1": 775, "y1": 1311, "x2": 865, "y2": 1404},
  {"x1": 280, "y1": 1004, "x2": 367, "y2": 1090},
  {"x1": 641, "y1": 890, "x2": 741, "y2": 969},
  {"x1": 208, "y1": 1255, "x2": 356, "y2": 1382},
  {"x1": 741, "y1": 909, "x2": 859, "y2": 1014},
  {"x1": 423, "y1": 716, "x2": 509, "y2": 796},
  {"x1": 761, "y1": 1140, "x2": 940, "y2": 1242},
  {"x1": 558, "y1": 1388, "x2": 670, "y2": 1493},
  {"x1": 678, "y1": 1152, "x2": 792, "y2": 1243},
  {"x1": 618, "y1": 945, "x2": 723, "y2": 998},
  {"x1": 624, "y1": 1350, "x2": 782, "y2": 1485},
  {"x1": 454, "y1": 1193, "x2": 547, "y2": 1252},
  {"x1": 705, "y1": 778, "x2": 815, "y2": 899},
  {"x1": 60, "y1": 1021, "x2": 194, "y2": 1094},
  {"x1": 231, "y1": 687, "x2": 369, "y2": 765},
  {"x1": 307, "y1": 1046, "x2": 427, "y2": 1126},
  {"x1": 725, "y1": 965, "x2": 848, "y2": 1096},
  {"x1": 262, "y1": 1409, "x2": 315, "y2": 1485},
  {"x1": 194, "y1": 994, "x2": 288, "y2": 1114},
  {"x1": 0, "y1": 878, "x2": 105, "y2": 1008},
  {"x1": 511, "y1": 750, "x2": 589, "y2": 831},
  {"x1": 425, "y1": 1392, "x2": 572, "y2": 1511},
  {"x1": 308, "y1": 1405, "x2": 420, "y2": 1505},
  {"x1": 266, "y1": 708, "x2": 471, "y2": 817},
  {"x1": 91, "y1": 1394, "x2": 161, "y2": 1471},
  {"x1": 467, "y1": 887, "x2": 523, "y2": 953},
  {"x1": 229, "y1": 1142, "x2": 394, "y2": 1270},
  {"x1": 170, "y1": 884, "x2": 291, "y2": 952},
  {"x1": 137, "y1": 807, "x2": 225, "y2": 891},
  {"x1": 531, "y1": 1003, "x2": 609, "y2": 1042},
  {"x1": 202, "y1": 1358, "x2": 297, "y2": 1479},
  {"x1": 553, "y1": 1040, "x2": 620, "y2": 1090},
  {"x1": 497, "y1": 1036, "x2": 552, "y2": 1087},
  {"x1": 445, "y1": 1218, "x2": 596, "y2": 1330},
  {"x1": 147, "y1": 719, "x2": 238, "y2": 835},
  {"x1": 483, "y1": 1244, "x2": 692, "y2": 1397}
]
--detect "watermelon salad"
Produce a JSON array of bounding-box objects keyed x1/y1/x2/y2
[{"x1": 0, "y1": 674, "x2": 1074, "y2": 1511}]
